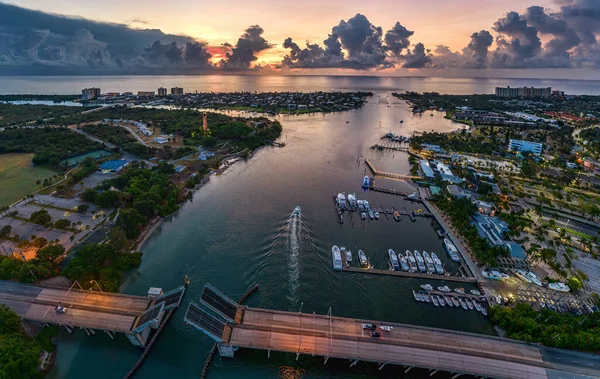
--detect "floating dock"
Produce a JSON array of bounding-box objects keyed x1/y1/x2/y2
[{"x1": 342, "y1": 267, "x2": 477, "y2": 283}]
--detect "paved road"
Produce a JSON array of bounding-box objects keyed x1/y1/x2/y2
[
  {"x1": 0, "y1": 281, "x2": 43, "y2": 298},
  {"x1": 541, "y1": 347, "x2": 600, "y2": 377}
]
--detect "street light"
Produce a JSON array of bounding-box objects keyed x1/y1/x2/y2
[{"x1": 90, "y1": 280, "x2": 103, "y2": 292}]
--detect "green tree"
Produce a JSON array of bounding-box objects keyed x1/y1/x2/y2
[
  {"x1": 29, "y1": 210, "x2": 52, "y2": 226},
  {"x1": 0, "y1": 225, "x2": 12, "y2": 239},
  {"x1": 80, "y1": 189, "x2": 98, "y2": 203},
  {"x1": 95, "y1": 190, "x2": 120, "y2": 208},
  {"x1": 568, "y1": 277, "x2": 583, "y2": 291},
  {"x1": 77, "y1": 204, "x2": 90, "y2": 214},
  {"x1": 54, "y1": 219, "x2": 71, "y2": 230},
  {"x1": 34, "y1": 245, "x2": 65, "y2": 266},
  {"x1": 117, "y1": 208, "x2": 145, "y2": 239}
]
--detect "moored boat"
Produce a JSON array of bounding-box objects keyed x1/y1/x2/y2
[
  {"x1": 388, "y1": 249, "x2": 400, "y2": 271},
  {"x1": 336, "y1": 192, "x2": 347, "y2": 209},
  {"x1": 437, "y1": 295, "x2": 446, "y2": 307},
  {"x1": 474, "y1": 301, "x2": 482, "y2": 312},
  {"x1": 398, "y1": 254, "x2": 409, "y2": 271},
  {"x1": 374, "y1": 211, "x2": 379, "y2": 219},
  {"x1": 423, "y1": 251, "x2": 435, "y2": 274},
  {"x1": 363, "y1": 200, "x2": 371, "y2": 210},
  {"x1": 549, "y1": 282, "x2": 570, "y2": 292},
  {"x1": 358, "y1": 250, "x2": 368, "y2": 268},
  {"x1": 344, "y1": 248, "x2": 352, "y2": 264},
  {"x1": 414, "y1": 250, "x2": 426, "y2": 273},
  {"x1": 332, "y1": 245, "x2": 343, "y2": 271},
  {"x1": 361, "y1": 212, "x2": 367, "y2": 220},
  {"x1": 451, "y1": 297, "x2": 460, "y2": 307},
  {"x1": 437, "y1": 286, "x2": 451, "y2": 292},
  {"x1": 431, "y1": 252, "x2": 444, "y2": 275},
  {"x1": 347, "y1": 193, "x2": 357, "y2": 208},
  {"x1": 526, "y1": 271, "x2": 543, "y2": 286},
  {"x1": 470, "y1": 289, "x2": 481, "y2": 296},
  {"x1": 368, "y1": 210, "x2": 374, "y2": 219},
  {"x1": 406, "y1": 250, "x2": 418, "y2": 272},
  {"x1": 459, "y1": 297, "x2": 468, "y2": 310},
  {"x1": 443, "y1": 238, "x2": 460, "y2": 262},
  {"x1": 357, "y1": 200, "x2": 365, "y2": 210},
  {"x1": 393, "y1": 211, "x2": 401, "y2": 221},
  {"x1": 466, "y1": 299, "x2": 474, "y2": 310},
  {"x1": 293, "y1": 206, "x2": 301, "y2": 217},
  {"x1": 514, "y1": 269, "x2": 532, "y2": 283},
  {"x1": 454, "y1": 287, "x2": 465, "y2": 294},
  {"x1": 362, "y1": 175, "x2": 370, "y2": 188},
  {"x1": 420, "y1": 284, "x2": 433, "y2": 291},
  {"x1": 444, "y1": 296, "x2": 453, "y2": 307},
  {"x1": 482, "y1": 269, "x2": 510, "y2": 280},
  {"x1": 431, "y1": 295, "x2": 439, "y2": 307}
]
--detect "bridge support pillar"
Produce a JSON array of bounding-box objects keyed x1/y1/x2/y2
[
  {"x1": 405, "y1": 366, "x2": 414, "y2": 373},
  {"x1": 324, "y1": 356, "x2": 330, "y2": 365},
  {"x1": 217, "y1": 344, "x2": 236, "y2": 358},
  {"x1": 83, "y1": 328, "x2": 91, "y2": 336},
  {"x1": 430, "y1": 369, "x2": 439, "y2": 376},
  {"x1": 105, "y1": 331, "x2": 115, "y2": 340},
  {"x1": 88, "y1": 328, "x2": 96, "y2": 336},
  {"x1": 349, "y1": 359, "x2": 359, "y2": 368},
  {"x1": 378, "y1": 363, "x2": 387, "y2": 371},
  {"x1": 296, "y1": 353, "x2": 300, "y2": 361},
  {"x1": 267, "y1": 350, "x2": 270, "y2": 359}
]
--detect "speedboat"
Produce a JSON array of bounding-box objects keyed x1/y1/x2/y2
[
  {"x1": 347, "y1": 193, "x2": 357, "y2": 208},
  {"x1": 358, "y1": 250, "x2": 368, "y2": 268},
  {"x1": 431, "y1": 253, "x2": 444, "y2": 275},
  {"x1": 481, "y1": 307, "x2": 488, "y2": 316},
  {"x1": 368, "y1": 210, "x2": 374, "y2": 219},
  {"x1": 332, "y1": 245, "x2": 343, "y2": 271},
  {"x1": 444, "y1": 296, "x2": 453, "y2": 307},
  {"x1": 398, "y1": 254, "x2": 409, "y2": 271},
  {"x1": 388, "y1": 249, "x2": 400, "y2": 271},
  {"x1": 466, "y1": 299, "x2": 474, "y2": 310},
  {"x1": 357, "y1": 200, "x2": 365, "y2": 210},
  {"x1": 364, "y1": 200, "x2": 371, "y2": 210},
  {"x1": 474, "y1": 301, "x2": 482, "y2": 312},
  {"x1": 451, "y1": 297, "x2": 459, "y2": 307},
  {"x1": 437, "y1": 295, "x2": 446, "y2": 307},
  {"x1": 526, "y1": 271, "x2": 543, "y2": 286},
  {"x1": 420, "y1": 284, "x2": 433, "y2": 291},
  {"x1": 443, "y1": 238, "x2": 460, "y2": 262},
  {"x1": 514, "y1": 269, "x2": 532, "y2": 283},
  {"x1": 361, "y1": 212, "x2": 367, "y2": 220},
  {"x1": 344, "y1": 248, "x2": 352, "y2": 264},
  {"x1": 393, "y1": 211, "x2": 401, "y2": 221},
  {"x1": 336, "y1": 193, "x2": 347, "y2": 209},
  {"x1": 362, "y1": 175, "x2": 370, "y2": 188},
  {"x1": 549, "y1": 282, "x2": 571, "y2": 292},
  {"x1": 454, "y1": 288, "x2": 465, "y2": 294},
  {"x1": 470, "y1": 289, "x2": 481, "y2": 296},
  {"x1": 414, "y1": 251, "x2": 426, "y2": 273},
  {"x1": 431, "y1": 295, "x2": 439, "y2": 307},
  {"x1": 374, "y1": 211, "x2": 379, "y2": 219},
  {"x1": 293, "y1": 206, "x2": 301, "y2": 217},
  {"x1": 423, "y1": 252, "x2": 435, "y2": 274},
  {"x1": 405, "y1": 251, "x2": 418, "y2": 272},
  {"x1": 482, "y1": 269, "x2": 510, "y2": 280},
  {"x1": 459, "y1": 297, "x2": 468, "y2": 310},
  {"x1": 437, "y1": 286, "x2": 451, "y2": 292}
]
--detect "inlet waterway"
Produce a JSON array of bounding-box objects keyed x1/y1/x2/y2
[{"x1": 50, "y1": 92, "x2": 494, "y2": 379}]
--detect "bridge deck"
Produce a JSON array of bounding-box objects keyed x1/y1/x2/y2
[{"x1": 228, "y1": 307, "x2": 548, "y2": 379}]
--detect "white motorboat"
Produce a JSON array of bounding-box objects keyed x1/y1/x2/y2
[
  {"x1": 368, "y1": 210, "x2": 374, "y2": 219},
  {"x1": 388, "y1": 249, "x2": 400, "y2": 271},
  {"x1": 336, "y1": 192, "x2": 347, "y2": 209},
  {"x1": 437, "y1": 295, "x2": 446, "y2": 307},
  {"x1": 374, "y1": 211, "x2": 380, "y2": 219},
  {"x1": 357, "y1": 200, "x2": 365, "y2": 210},
  {"x1": 514, "y1": 269, "x2": 532, "y2": 283},
  {"x1": 437, "y1": 286, "x2": 451, "y2": 292},
  {"x1": 482, "y1": 269, "x2": 510, "y2": 280},
  {"x1": 423, "y1": 251, "x2": 435, "y2": 274},
  {"x1": 412, "y1": 290, "x2": 419, "y2": 301},
  {"x1": 431, "y1": 295, "x2": 439, "y2": 307},
  {"x1": 414, "y1": 251, "x2": 426, "y2": 273},
  {"x1": 347, "y1": 193, "x2": 357, "y2": 208},
  {"x1": 293, "y1": 206, "x2": 301, "y2": 217},
  {"x1": 474, "y1": 301, "x2": 483, "y2": 312},
  {"x1": 398, "y1": 254, "x2": 410, "y2": 271},
  {"x1": 361, "y1": 212, "x2": 367, "y2": 220},
  {"x1": 526, "y1": 271, "x2": 543, "y2": 286},
  {"x1": 451, "y1": 297, "x2": 460, "y2": 307},
  {"x1": 443, "y1": 238, "x2": 460, "y2": 262},
  {"x1": 454, "y1": 287, "x2": 465, "y2": 294},
  {"x1": 420, "y1": 284, "x2": 433, "y2": 291},
  {"x1": 405, "y1": 250, "x2": 418, "y2": 272},
  {"x1": 481, "y1": 307, "x2": 488, "y2": 316},
  {"x1": 332, "y1": 245, "x2": 343, "y2": 271},
  {"x1": 470, "y1": 289, "x2": 481, "y2": 296},
  {"x1": 444, "y1": 296, "x2": 453, "y2": 307},
  {"x1": 364, "y1": 200, "x2": 371, "y2": 210},
  {"x1": 459, "y1": 297, "x2": 468, "y2": 310},
  {"x1": 466, "y1": 299, "x2": 474, "y2": 310},
  {"x1": 549, "y1": 282, "x2": 571, "y2": 292},
  {"x1": 344, "y1": 248, "x2": 352, "y2": 264},
  {"x1": 358, "y1": 250, "x2": 368, "y2": 268},
  {"x1": 362, "y1": 175, "x2": 370, "y2": 188},
  {"x1": 431, "y1": 252, "x2": 444, "y2": 275}
]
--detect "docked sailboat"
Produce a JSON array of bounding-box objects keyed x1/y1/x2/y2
[
  {"x1": 405, "y1": 250, "x2": 418, "y2": 272},
  {"x1": 414, "y1": 250, "x2": 426, "y2": 273},
  {"x1": 332, "y1": 245, "x2": 343, "y2": 271},
  {"x1": 398, "y1": 253, "x2": 409, "y2": 271},
  {"x1": 388, "y1": 249, "x2": 400, "y2": 271},
  {"x1": 347, "y1": 193, "x2": 357, "y2": 208},
  {"x1": 423, "y1": 251, "x2": 435, "y2": 274},
  {"x1": 336, "y1": 192, "x2": 347, "y2": 209},
  {"x1": 358, "y1": 250, "x2": 369, "y2": 268},
  {"x1": 443, "y1": 238, "x2": 460, "y2": 262},
  {"x1": 431, "y1": 253, "x2": 444, "y2": 275}
]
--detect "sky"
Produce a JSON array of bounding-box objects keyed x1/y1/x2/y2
[{"x1": 0, "y1": 0, "x2": 599, "y2": 77}]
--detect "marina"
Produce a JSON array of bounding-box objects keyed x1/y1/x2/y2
[
  {"x1": 342, "y1": 267, "x2": 477, "y2": 283},
  {"x1": 332, "y1": 194, "x2": 432, "y2": 223}
]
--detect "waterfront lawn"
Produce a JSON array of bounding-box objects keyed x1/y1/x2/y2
[{"x1": 0, "y1": 154, "x2": 56, "y2": 207}]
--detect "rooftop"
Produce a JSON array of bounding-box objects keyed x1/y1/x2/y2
[{"x1": 99, "y1": 160, "x2": 128, "y2": 170}]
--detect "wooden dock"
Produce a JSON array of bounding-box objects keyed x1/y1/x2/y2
[
  {"x1": 365, "y1": 159, "x2": 420, "y2": 181},
  {"x1": 342, "y1": 266, "x2": 477, "y2": 283},
  {"x1": 371, "y1": 143, "x2": 409, "y2": 152}
]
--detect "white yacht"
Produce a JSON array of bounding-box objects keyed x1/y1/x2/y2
[
  {"x1": 362, "y1": 175, "x2": 370, "y2": 188},
  {"x1": 293, "y1": 206, "x2": 301, "y2": 217},
  {"x1": 358, "y1": 250, "x2": 368, "y2": 268},
  {"x1": 431, "y1": 253, "x2": 444, "y2": 275},
  {"x1": 482, "y1": 269, "x2": 510, "y2": 281},
  {"x1": 343, "y1": 248, "x2": 352, "y2": 264},
  {"x1": 405, "y1": 250, "x2": 418, "y2": 272},
  {"x1": 398, "y1": 253, "x2": 409, "y2": 272},
  {"x1": 347, "y1": 193, "x2": 357, "y2": 208},
  {"x1": 388, "y1": 249, "x2": 400, "y2": 271},
  {"x1": 549, "y1": 282, "x2": 571, "y2": 292},
  {"x1": 363, "y1": 200, "x2": 371, "y2": 210},
  {"x1": 360, "y1": 212, "x2": 367, "y2": 220},
  {"x1": 423, "y1": 251, "x2": 435, "y2": 274},
  {"x1": 526, "y1": 271, "x2": 543, "y2": 286},
  {"x1": 357, "y1": 199, "x2": 365, "y2": 210},
  {"x1": 374, "y1": 211, "x2": 380, "y2": 219},
  {"x1": 336, "y1": 193, "x2": 347, "y2": 209},
  {"x1": 332, "y1": 245, "x2": 343, "y2": 271},
  {"x1": 443, "y1": 238, "x2": 460, "y2": 262},
  {"x1": 437, "y1": 286, "x2": 451, "y2": 292},
  {"x1": 515, "y1": 269, "x2": 542, "y2": 285},
  {"x1": 414, "y1": 251, "x2": 426, "y2": 273},
  {"x1": 420, "y1": 284, "x2": 433, "y2": 291}
]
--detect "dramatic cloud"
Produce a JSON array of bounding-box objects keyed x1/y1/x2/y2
[
  {"x1": 402, "y1": 43, "x2": 431, "y2": 68},
  {"x1": 384, "y1": 22, "x2": 414, "y2": 56},
  {"x1": 491, "y1": 11, "x2": 542, "y2": 68},
  {"x1": 219, "y1": 25, "x2": 273, "y2": 70},
  {"x1": 466, "y1": 30, "x2": 493, "y2": 68}
]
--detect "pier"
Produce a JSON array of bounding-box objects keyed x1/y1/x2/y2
[
  {"x1": 185, "y1": 283, "x2": 600, "y2": 379},
  {"x1": 371, "y1": 143, "x2": 409, "y2": 152},
  {"x1": 342, "y1": 267, "x2": 477, "y2": 283},
  {"x1": 365, "y1": 159, "x2": 420, "y2": 181}
]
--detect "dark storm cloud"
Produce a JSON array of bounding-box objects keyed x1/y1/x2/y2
[
  {"x1": 384, "y1": 22, "x2": 414, "y2": 56},
  {"x1": 402, "y1": 43, "x2": 431, "y2": 68},
  {"x1": 219, "y1": 25, "x2": 273, "y2": 70},
  {"x1": 0, "y1": 2, "x2": 213, "y2": 73},
  {"x1": 558, "y1": 0, "x2": 600, "y2": 45},
  {"x1": 491, "y1": 11, "x2": 542, "y2": 67},
  {"x1": 466, "y1": 30, "x2": 493, "y2": 68},
  {"x1": 524, "y1": 5, "x2": 580, "y2": 59}
]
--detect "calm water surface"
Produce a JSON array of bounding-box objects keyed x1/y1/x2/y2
[{"x1": 47, "y1": 90, "x2": 494, "y2": 379}]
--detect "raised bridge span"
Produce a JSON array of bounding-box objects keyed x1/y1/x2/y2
[
  {"x1": 0, "y1": 280, "x2": 185, "y2": 347},
  {"x1": 185, "y1": 284, "x2": 600, "y2": 379}
]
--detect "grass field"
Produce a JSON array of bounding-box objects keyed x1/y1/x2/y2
[{"x1": 0, "y1": 154, "x2": 56, "y2": 207}]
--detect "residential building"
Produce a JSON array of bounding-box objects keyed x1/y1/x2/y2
[
  {"x1": 137, "y1": 91, "x2": 155, "y2": 98},
  {"x1": 158, "y1": 87, "x2": 167, "y2": 97},
  {"x1": 495, "y1": 86, "x2": 552, "y2": 98},
  {"x1": 81, "y1": 87, "x2": 101, "y2": 101},
  {"x1": 446, "y1": 185, "x2": 470, "y2": 199},
  {"x1": 508, "y1": 139, "x2": 543, "y2": 156},
  {"x1": 171, "y1": 87, "x2": 184, "y2": 96},
  {"x1": 472, "y1": 215, "x2": 510, "y2": 246}
]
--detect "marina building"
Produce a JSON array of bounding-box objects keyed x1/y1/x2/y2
[
  {"x1": 495, "y1": 86, "x2": 552, "y2": 98},
  {"x1": 508, "y1": 139, "x2": 543, "y2": 156},
  {"x1": 82, "y1": 87, "x2": 101, "y2": 101},
  {"x1": 158, "y1": 87, "x2": 167, "y2": 97}
]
